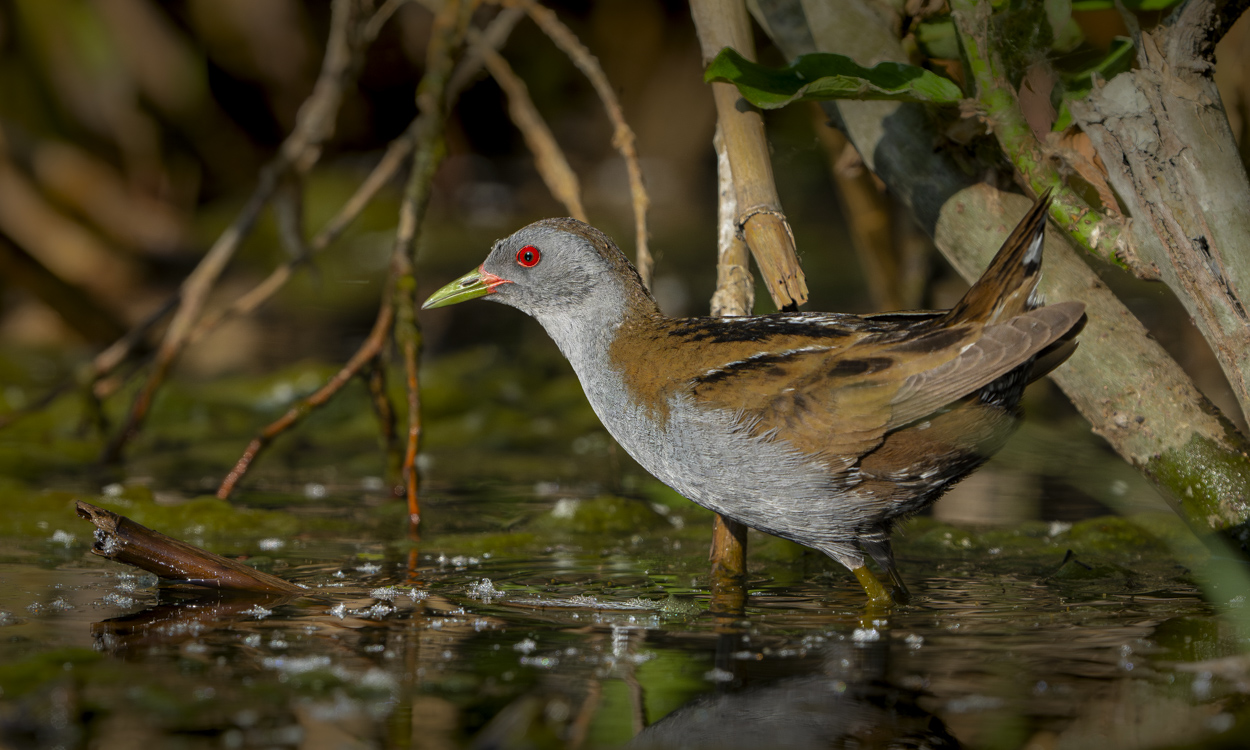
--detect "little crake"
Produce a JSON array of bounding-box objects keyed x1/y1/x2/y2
[{"x1": 424, "y1": 192, "x2": 1085, "y2": 607}]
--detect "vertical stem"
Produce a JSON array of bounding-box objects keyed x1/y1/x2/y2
[
  {"x1": 691, "y1": 0, "x2": 808, "y2": 310},
  {"x1": 393, "y1": 0, "x2": 473, "y2": 530},
  {"x1": 707, "y1": 126, "x2": 751, "y2": 617}
]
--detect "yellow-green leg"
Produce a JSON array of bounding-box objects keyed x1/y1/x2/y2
[{"x1": 852, "y1": 565, "x2": 896, "y2": 610}]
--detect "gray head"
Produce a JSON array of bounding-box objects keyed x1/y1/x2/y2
[{"x1": 423, "y1": 218, "x2": 658, "y2": 325}]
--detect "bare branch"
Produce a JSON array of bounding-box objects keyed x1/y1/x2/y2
[
  {"x1": 77, "y1": 501, "x2": 304, "y2": 595},
  {"x1": 104, "y1": 0, "x2": 370, "y2": 462},
  {"x1": 512, "y1": 0, "x2": 653, "y2": 287},
  {"x1": 477, "y1": 32, "x2": 588, "y2": 221},
  {"x1": 216, "y1": 294, "x2": 396, "y2": 500}
]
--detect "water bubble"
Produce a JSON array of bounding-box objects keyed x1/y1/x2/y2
[
  {"x1": 244, "y1": 604, "x2": 273, "y2": 620},
  {"x1": 513, "y1": 638, "x2": 537, "y2": 654}
]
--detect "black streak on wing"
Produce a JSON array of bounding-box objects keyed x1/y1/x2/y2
[
  {"x1": 827, "y1": 357, "x2": 893, "y2": 378},
  {"x1": 692, "y1": 351, "x2": 809, "y2": 387},
  {"x1": 668, "y1": 314, "x2": 858, "y2": 344},
  {"x1": 886, "y1": 326, "x2": 969, "y2": 354}
]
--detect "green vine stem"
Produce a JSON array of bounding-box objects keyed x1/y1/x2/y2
[{"x1": 950, "y1": 0, "x2": 1131, "y2": 269}]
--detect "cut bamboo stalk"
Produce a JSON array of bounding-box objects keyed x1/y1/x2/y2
[{"x1": 692, "y1": 0, "x2": 808, "y2": 310}]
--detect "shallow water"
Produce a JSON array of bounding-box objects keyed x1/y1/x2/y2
[
  {"x1": 2, "y1": 475, "x2": 1247, "y2": 750},
  {"x1": 3, "y1": 351, "x2": 1250, "y2": 749}
]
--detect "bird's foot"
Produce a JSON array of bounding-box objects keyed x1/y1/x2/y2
[{"x1": 852, "y1": 566, "x2": 896, "y2": 610}]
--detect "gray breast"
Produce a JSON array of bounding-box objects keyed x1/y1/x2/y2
[{"x1": 581, "y1": 367, "x2": 878, "y2": 552}]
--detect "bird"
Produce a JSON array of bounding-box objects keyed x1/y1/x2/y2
[{"x1": 423, "y1": 190, "x2": 1085, "y2": 607}]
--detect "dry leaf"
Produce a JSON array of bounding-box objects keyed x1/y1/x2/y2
[
  {"x1": 1019, "y1": 64, "x2": 1058, "y2": 140},
  {"x1": 1055, "y1": 129, "x2": 1121, "y2": 216}
]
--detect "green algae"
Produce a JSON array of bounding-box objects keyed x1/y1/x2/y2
[
  {"x1": 1148, "y1": 433, "x2": 1250, "y2": 538},
  {"x1": 527, "y1": 495, "x2": 672, "y2": 536},
  {"x1": 0, "y1": 647, "x2": 103, "y2": 698}
]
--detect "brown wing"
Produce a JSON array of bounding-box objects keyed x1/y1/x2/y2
[
  {"x1": 686, "y1": 301, "x2": 1085, "y2": 461},
  {"x1": 886, "y1": 301, "x2": 1085, "y2": 430}
]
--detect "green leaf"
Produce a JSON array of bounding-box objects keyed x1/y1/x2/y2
[
  {"x1": 703, "y1": 47, "x2": 964, "y2": 108},
  {"x1": 1059, "y1": 36, "x2": 1136, "y2": 88},
  {"x1": 915, "y1": 19, "x2": 960, "y2": 60}
]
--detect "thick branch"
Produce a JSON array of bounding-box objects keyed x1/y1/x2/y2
[
  {"x1": 1069, "y1": 17, "x2": 1250, "y2": 425},
  {"x1": 753, "y1": 0, "x2": 1250, "y2": 550}
]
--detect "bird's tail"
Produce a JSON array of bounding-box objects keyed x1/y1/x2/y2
[{"x1": 943, "y1": 188, "x2": 1053, "y2": 326}]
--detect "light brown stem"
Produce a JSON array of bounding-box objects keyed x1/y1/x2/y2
[
  {"x1": 513, "y1": 0, "x2": 653, "y2": 287},
  {"x1": 706, "y1": 126, "x2": 751, "y2": 616},
  {"x1": 692, "y1": 0, "x2": 808, "y2": 310},
  {"x1": 477, "y1": 33, "x2": 588, "y2": 221}
]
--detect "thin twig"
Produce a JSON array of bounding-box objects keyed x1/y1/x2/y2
[
  {"x1": 188, "y1": 5, "x2": 523, "y2": 349},
  {"x1": 477, "y1": 32, "x2": 587, "y2": 221},
  {"x1": 512, "y1": 0, "x2": 652, "y2": 286},
  {"x1": 216, "y1": 2, "x2": 523, "y2": 503},
  {"x1": 448, "y1": 7, "x2": 525, "y2": 96},
  {"x1": 104, "y1": 0, "x2": 368, "y2": 463},
  {"x1": 216, "y1": 291, "x2": 396, "y2": 500},
  {"x1": 391, "y1": 0, "x2": 475, "y2": 529},
  {"x1": 363, "y1": 0, "x2": 412, "y2": 43},
  {"x1": 186, "y1": 125, "x2": 418, "y2": 348}
]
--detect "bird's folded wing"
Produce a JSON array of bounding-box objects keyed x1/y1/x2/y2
[
  {"x1": 885, "y1": 301, "x2": 1086, "y2": 431},
  {"x1": 687, "y1": 342, "x2": 910, "y2": 461},
  {"x1": 686, "y1": 301, "x2": 1084, "y2": 459}
]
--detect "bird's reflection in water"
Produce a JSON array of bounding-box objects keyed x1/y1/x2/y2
[{"x1": 630, "y1": 627, "x2": 960, "y2": 750}]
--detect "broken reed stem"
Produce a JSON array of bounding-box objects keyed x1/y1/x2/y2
[
  {"x1": 710, "y1": 126, "x2": 754, "y2": 318},
  {"x1": 512, "y1": 0, "x2": 652, "y2": 287},
  {"x1": 216, "y1": 293, "x2": 396, "y2": 499},
  {"x1": 690, "y1": 0, "x2": 808, "y2": 311},
  {"x1": 76, "y1": 500, "x2": 304, "y2": 595},
  {"x1": 103, "y1": 0, "x2": 366, "y2": 463},
  {"x1": 477, "y1": 31, "x2": 588, "y2": 221}
]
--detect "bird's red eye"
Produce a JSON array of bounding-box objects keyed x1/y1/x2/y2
[{"x1": 516, "y1": 245, "x2": 541, "y2": 268}]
